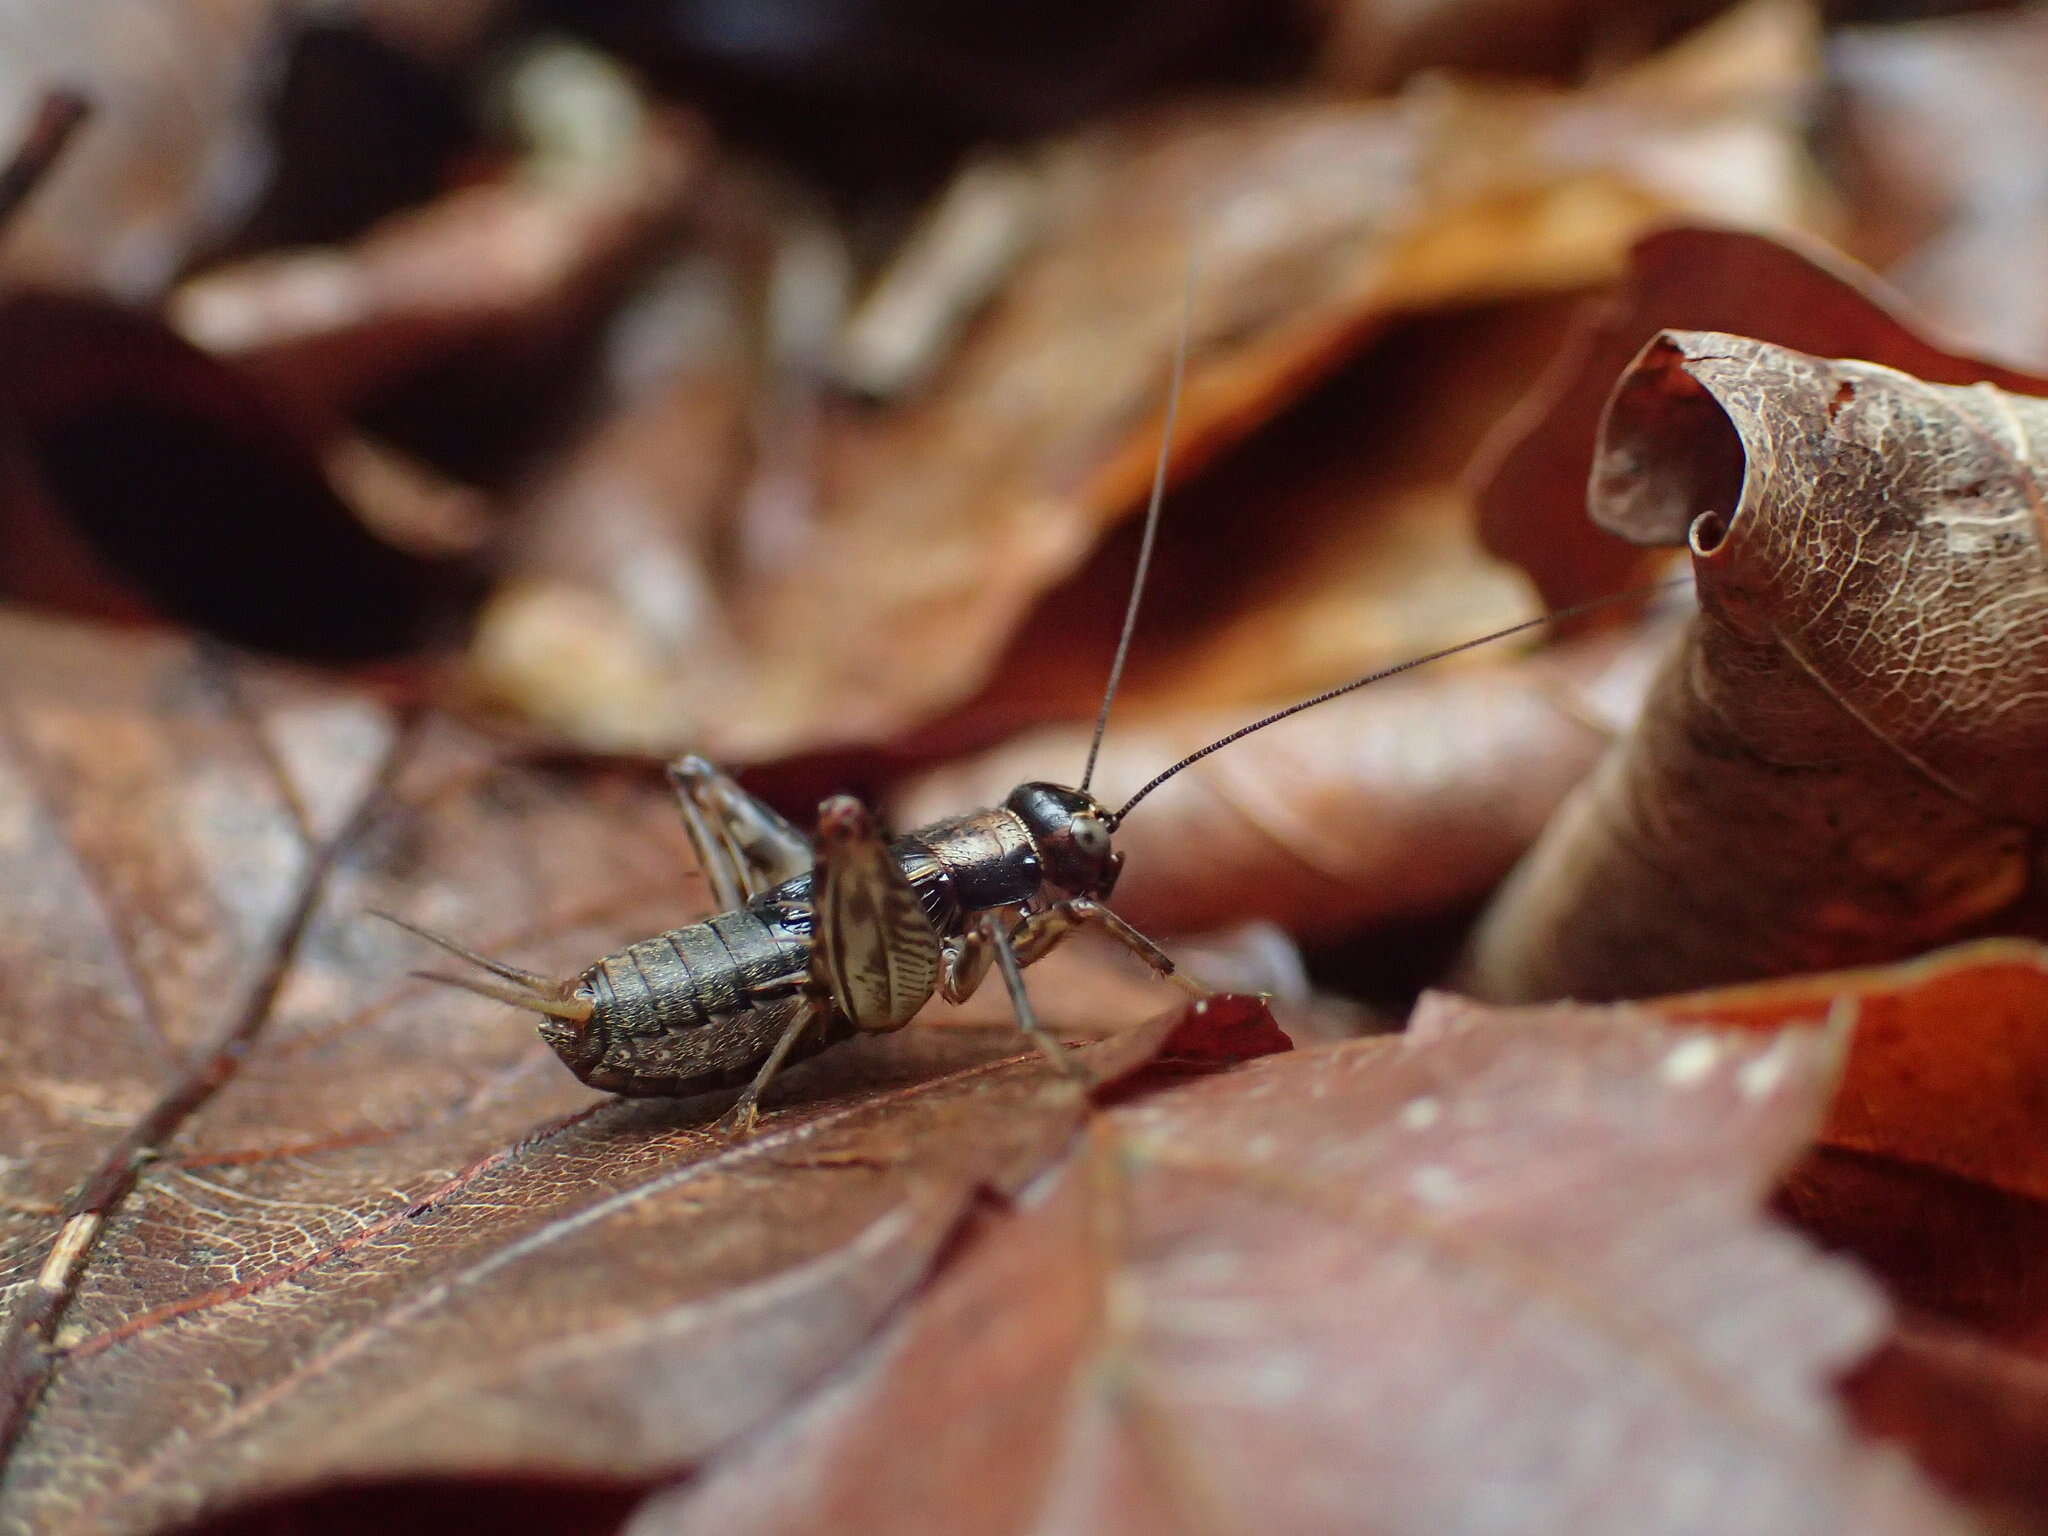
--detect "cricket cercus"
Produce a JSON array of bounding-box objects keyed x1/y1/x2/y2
[{"x1": 383, "y1": 284, "x2": 1671, "y2": 1132}]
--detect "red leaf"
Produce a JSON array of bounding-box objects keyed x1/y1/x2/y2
[{"x1": 639, "y1": 996, "x2": 1962, "y2": 1535}]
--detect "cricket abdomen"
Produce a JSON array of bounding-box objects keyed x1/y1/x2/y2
[{"x1": 566, "y1": 907, "x2": 847, "y2": 1097}]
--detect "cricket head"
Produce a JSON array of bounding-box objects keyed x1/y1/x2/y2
[{"x1": 1006, "y1": 781, "x2": 1121, "y2": 899}]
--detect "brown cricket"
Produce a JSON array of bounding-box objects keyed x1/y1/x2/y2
[{"x1": 385, "y1": 276, "x2": 1675, "y2": 1130}]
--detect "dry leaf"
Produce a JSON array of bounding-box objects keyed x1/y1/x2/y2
[
  {"x1": 0, "y1": 610, "x2": 1280, "y2": 1535},
  {"x1": 0, "y1": 90, "x2": 87, "y2": 234},
  {"x1": 0, "y1": 0, "x2": 279, "y2": 300},
  {"x1": 1827, "y1": 5, "x2": 2048, "y2": 372},
  {"x1": 941, "y1": 299, "x2": 1579, "y2": 745},
  {"x1": 1846, "y1": 1323, "x2": 2048, "y2": 1527},
  {"x1": 1652, "y1": 939, "x2": 2048, "y2": 1204},
  {"x1": 1592, "y1": 942, "x2": 2048, "y2": 1524},
  {"x1": 469, "y1": 0, "x2": 1817, "y2": 760},
  {"x1": 898, "y1": 619, "x2": 1672, "y2": 942},
  {"x1": 353, "y1": 0, "x2": 512, "y2": 64},
  {"x1": 0, "y1": 293, "x2": 457, "y2": 658},
  {"x1": 637, "y1": 994, "x2": 1961, "y2": 1536},
  {"x1": 170, "y1": 96, "x2": 706, "y2": 417},
  {"x1": 1646, "y1": 942, "x2": 2048, "y2": 1525},
  {"x1": 1471, "y1": 225, "x2": 2048, "y2": 613},
  {"x1": 1783, "y1": 1153, "x2": 2048, "y2": 1523},
  {"x1": 1463, "y1": 330, "x2": 2048, "y2": 1002},
  {"x1": 1311, "y1": 0, "x2": 1734, "y2": 92}
]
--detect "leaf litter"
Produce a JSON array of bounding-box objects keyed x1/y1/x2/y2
[
  {"x1": 0, "y1": 611, "x2": 1290, "y2": 1535},
  {"x1": 638, "y1": 998, "x2": 1960, "y2": 1536},
  {"x1": 9, "y1": 0, "x2": 2048, "y2": 1530},
  {"x1": 463, "y1": 0, "x2": 1818, "y2": 761},
  {"x1": 1649, "y1": 941, "x2": 2048, "y2": 1525},
  {"x1": 1465, "y1": 325, "x2": 2048, "y2": 1003}
]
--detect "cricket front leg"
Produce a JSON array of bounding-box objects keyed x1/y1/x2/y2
[
  {"x1": 667, "y1": 755, "x2": 815, "y2": 910},
  {"x1": 1008, "y1": 898, "x2": 1208, "y2": 997},
  {"x1": 940, "y1": 917, "x2": 1089, "y2": 1083}
]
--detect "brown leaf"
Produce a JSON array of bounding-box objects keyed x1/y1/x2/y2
[
  {"x1": 0, "y1": 293, "x2": 457, "y2": 658},
  {"x1": 1472, "y1": 225, "x2": 2048, "y2": 614},
  {"x1": 0, "y1": 90, "x2": 87, "y2": 234},
  {"x1": 636, "y1": 994, "x2": 1963, "y2": 1536},
  {"x1": 1310, "y1": 0, "x2": 1734, "y2": 93},
  {"x1": 0, "y1": 0, "x2": 280, "y2": 301},
  {"x1": 468, "y1": 0, "x2": 1817, "y2": 760},
  {"x1": 352, "y1": 0, "x2": 512, "y2": 64},
  {"x1": 1775, "y1": 1136, "x2": 2048, "y2": 1521},
  {"x1": 1827, "y1": 5, "x2": 2048, "y2": 373},
  {"x1": 0, "y1": 611, "x2": 1267, "y2": 1535},
  {"x1": 1650, "y1": 939, "x2": 2048, "y2": 1204},
  {"x1": 897, "y1": 619, "x2": 1672, "y2": 942},
  {"x1": 1462, "y1": 330, "x2": 2048, "y2": 1002},
  {"x1": 1846, "y1": 1323, "x2": 2048, "y2": 1526},
  {"x1": 169, "y1": 99, "x2": 706, "y2": 416},
  {"x1": 949, "y1": 299, "x2": 1577, "y2": 741},
  {"x1": 1643, "y1": 943, "x2": 2048, "y2": 1521}
]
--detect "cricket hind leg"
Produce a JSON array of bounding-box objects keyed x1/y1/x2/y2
[
  {"x1": 716, "y1": 991, "x2": 832, "y2": 1136},
  {"x1": 667, "y1": 755, "x2": 814, "y2": 909},
  {"x1": 977, "y1": 913, "x2": 1091, "y2": 1082}
]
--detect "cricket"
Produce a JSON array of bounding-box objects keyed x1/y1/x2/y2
[{"x1": 382, "y1": 281, "x2": 1672, "y2": 1132}]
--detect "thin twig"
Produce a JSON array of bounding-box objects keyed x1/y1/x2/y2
[{"x1": 0, "y1": 88, "x2": 90, "y2": 233}]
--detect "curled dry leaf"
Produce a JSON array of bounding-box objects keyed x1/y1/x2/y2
[
  {"x1": 471, "y1": 0, "x2": 1816, "y2": 760},
  {"x1": 0, "y1": 610, "x2": 1281, "y2": 1535},
  {"x1": 897, "y1": 619, "x2": 1672, "y2": 942},
  {"x1": 1463, "y1": 330, "x2": 2048, "y2": 1003},
  {"x1": 637, "y1": 994, "x2": 1962, "y2": 1536},
  {"x1": 1472, "y1": 225, "x2": 2048, "y2": 613}
]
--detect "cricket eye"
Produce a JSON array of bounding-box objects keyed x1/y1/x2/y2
[{"x1": 1071, "y1": 814, "x2": 1110, "y2": 860}]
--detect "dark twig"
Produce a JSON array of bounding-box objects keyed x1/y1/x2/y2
[{"x1": 0, "y1": 88, "x2": 90, "y2": 233}]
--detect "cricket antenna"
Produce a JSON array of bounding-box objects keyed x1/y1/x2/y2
[
  {"x1": 1079, "y1": 248, "x2": 1197, "y2": 795},
  {"x1": 1106, "y1": 573, "x2": 1693, "y2": 827},
  {"x1": 371, "y1": 910, "x2": 594, "y2": 1023}
]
